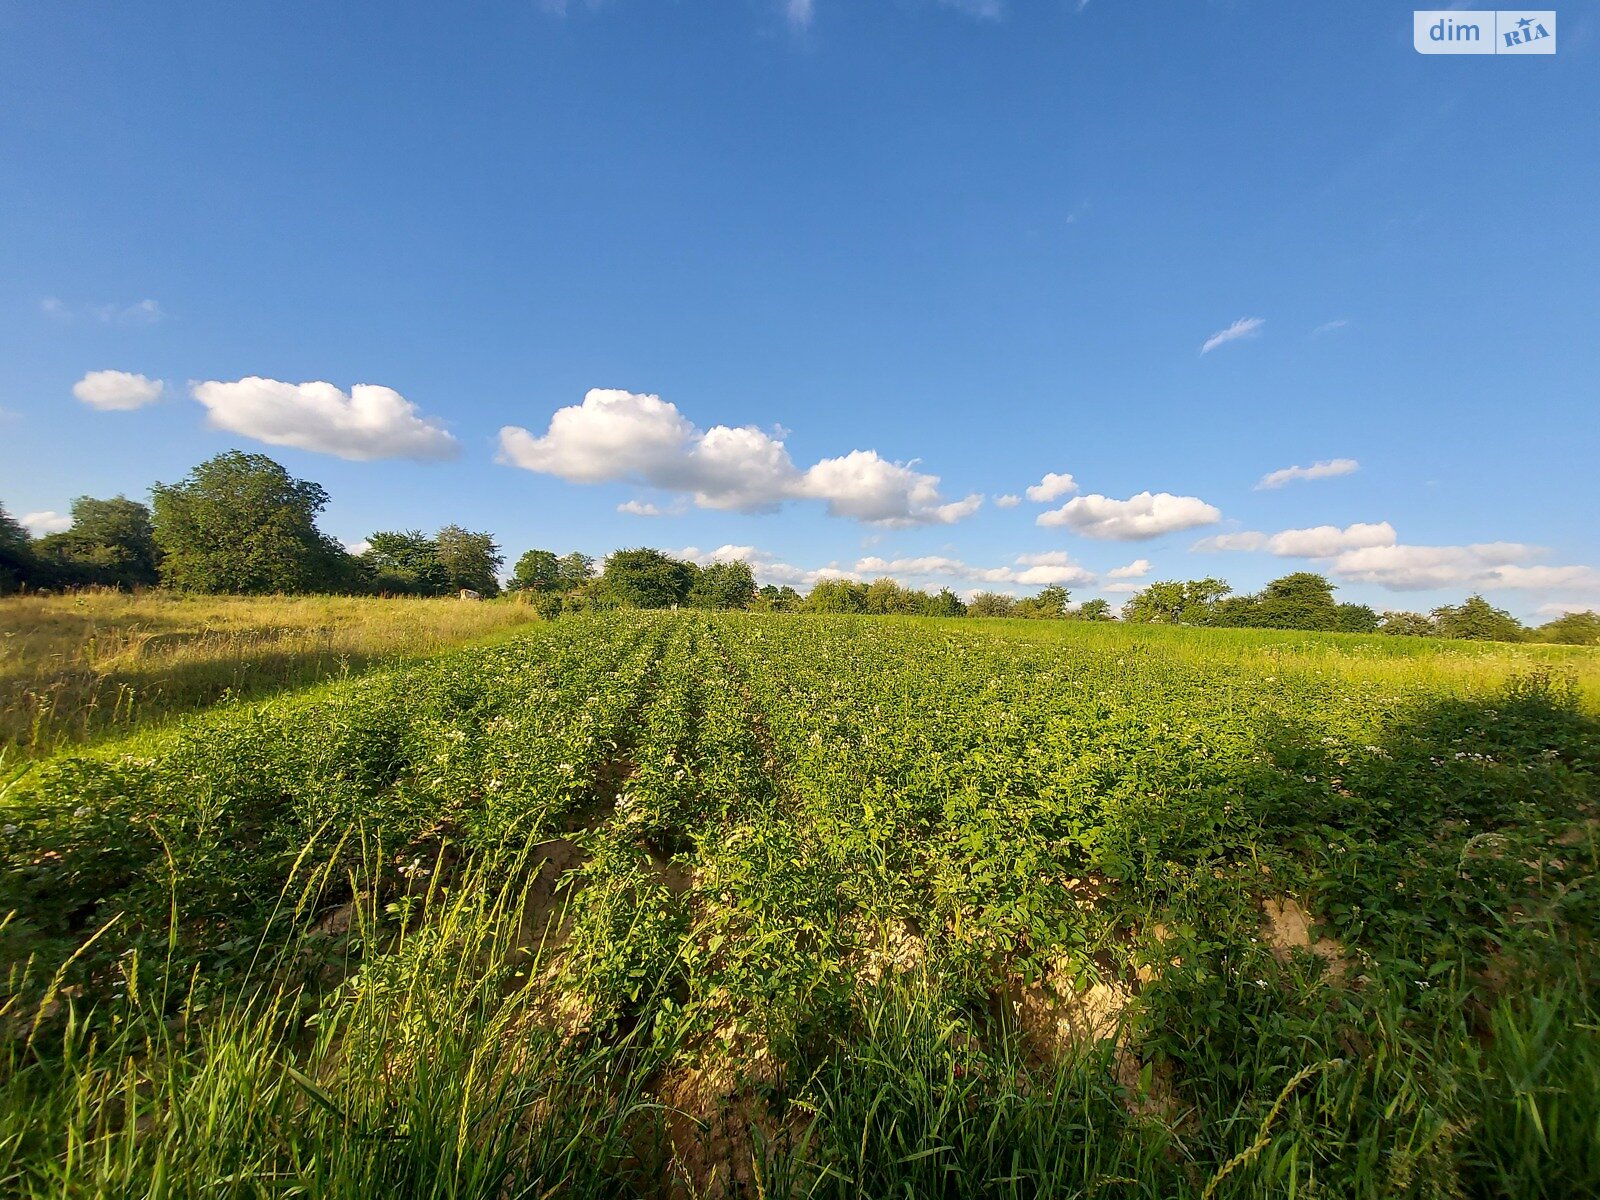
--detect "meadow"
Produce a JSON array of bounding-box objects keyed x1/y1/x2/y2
[
  {"x1": 2, "y1": 612, "x2": 1597, "y2": 1198},
  {"x1": 0, "y1": 590, "x2": 539, "y2": 759}
]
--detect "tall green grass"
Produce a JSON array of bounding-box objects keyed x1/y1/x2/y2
[
  {"x1": 7, "y1": 879, "x2": 1593, "y2": 1198},
  {"x1": 0, "y1": 590, "x2": 539, "y2": 759},
  {"x1": 1, "y1": 838, "x2": 672, "y2": 1199}
]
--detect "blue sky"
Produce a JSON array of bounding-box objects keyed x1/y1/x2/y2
[{"x1": 2, "y1": 1, "x2": 1596, "y2": 616}]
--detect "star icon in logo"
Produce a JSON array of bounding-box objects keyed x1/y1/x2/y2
[{"x1": 1517, "y1": 16, "x2": 1534, "y2": 29}]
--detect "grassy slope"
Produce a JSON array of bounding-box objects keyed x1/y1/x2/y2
[{"x1": 0, "y1": 590, "x2": 539, "y2": 759}]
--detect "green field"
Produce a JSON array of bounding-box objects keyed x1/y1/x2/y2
[{"x1": 3, "y1": 612, "x2": 1598, "y2": 1198}]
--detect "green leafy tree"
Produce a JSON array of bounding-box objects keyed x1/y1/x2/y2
[
  {"x1": 966, "y1": 591, "x2": 1015, "y2": 618},
  {"x1": 1334, "y1": 602, "x2": 1380, "y2": 633},
  {"x1": 1431, "y1": 595, "x2": 1524, "y2": 642},
  {"x1": 151, "y1": 452, "x2": 352, "y2": 594},
  {"x1": 435, "y1": 525, "x2": 503, "y2": 596},
  {"x1": 754, "y1": 584, "x2": 802, "y2": 612},
  {"x1": 557, "y1": 552, "x2": 596, "y2": 592},
  {"x1": 1205, "y1": 595, "x2": 1256, "y2": 627},
  {"x1": 930, "y1": 587, "x2": 967, "y2": 617},
  {"x1": 1250, "y1": 572, "x2": 1339, "y2": 630},
  {"x1": 863, "y1": 578, "x2": 929, "y2": 615},
  {"x1": 804, "y1": 578, "x2": 868, "y2": 614},
  {"x1": 1380, "y1": 611, "x2": 1436, "y2": 637},
  {"x1": 32, "y1": 495, "x2": 162, "y2": 588},
  {"x1": 1122, "y1": 578, "x2": 1229, "y2": 624},
  {"x1": 600, "y1": 548, "x2": 696, "y2": 608},
  {"x1": 1532, "y1": 610, "x2": 1600, "y2": 646},
  {"x1": 360, "y1": 530, "x2": 446, "y2": 594},
  {"x1": 1014, "y1": 584, "x2": 1070, "y2": 619},
  {"x1": 688, "y1": 560, "x2": 757, "y2": 610},
  {"x1": 508, "y1": 549, "x2": 562, "y2": 593},
  {"x1": 0, "y1": 502, "x2": 41, "y2": 593},
  {"x1": 1078, "y1": 597, "x2": 1113, "y2": 622}
]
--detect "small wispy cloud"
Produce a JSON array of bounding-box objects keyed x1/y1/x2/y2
[
  {"x1": 535, "y1": 0, "x2": 608, "y2": 15},
  {"x1": 43, "y1": 297, "x2": 165, "y2": 326},
  {"x1": 938, "y1": 0, "x2": 1005, "y2": 18},
  {"x1": 994, "y1": 494, "x2": 1022, "y2": 508},
  {"x1": 1312, "y1": 318, "x2": 1350, "y2": 336},
  {"x1": 1200, "y1": 316, "x2": 1265, "y2": 354},
  {"x1": 1255, "y1": 458, "x2": 1360, "y2": 490},
  {"x1": 785, "y1": 0, "x2": 815, "y2": 30},
  {"x1": 617, "y1": 499, "x2": 685, "y2": 518}
]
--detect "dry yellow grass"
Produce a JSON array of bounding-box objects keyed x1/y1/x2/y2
[{"x1": 0, "y1": 589, "x2": 538, "y2": 758}]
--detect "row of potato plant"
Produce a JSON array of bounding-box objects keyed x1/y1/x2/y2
[{"x1": 2, "y1": 610, "x2": 1596, "y2": 1197}]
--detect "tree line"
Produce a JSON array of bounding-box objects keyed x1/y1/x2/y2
[
  {"x1": 1114, "y1": 570, "x2": 1598, "y2": 644},
  {"x1": 3, "y1": 450, "x2": 1595, "y2": 646},
  {"x1": 1, "y1": 451, "x2": 503, "y2": 598}
]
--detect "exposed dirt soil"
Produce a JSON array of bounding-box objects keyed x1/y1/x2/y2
[
  {"x1": 1005, "y1": 958, "x2": 1132, "y2": 1062},
  {"x1": 1261, "y1": 897, "x2": 1349, "y2": 980},
  {"x1": 850, "y1": 917, "x2": 927, "y2": 987},
  {"x1": 659, "y1": 1032, "x2": 798, "y2": 1200}
]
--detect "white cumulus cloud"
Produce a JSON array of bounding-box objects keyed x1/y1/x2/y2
[
  {"x1": 669, "y1": 546, "x2": 1100, "y2": 595},
  {"x1": 499, "y1": 388, "x2": 702, "y2": 483},
  {"x1": 856, "y1": 554, "x2": 1003, "y2": 582},
  {"x1": 800, "y1": 450, "x2": 981, "y2": 526},
  {"x1": 675, "y1": 544, "x2": 853, "y2": 589},
  {"x1": 1010, "y1": 550, "x2": 1096, "y2": 586},
  {"x1": 1037, "y1": 491, "x2": 1221, "y2": 540},
  {"x1": 1195, "y1": 522, "x2": 1398, "y2": 558},
  {"x1": 500, "y1": 388, "x2": 979, "y2": 526},
  {"x1": 854, "y1": 549, "x2": 1095, "y2": 588},
  {"x1": 21, "y1": 511, "x2": 72, "y2": 536},
  {"x1": 73, "y1": 370, "x2": 165, "y2": 411},
  {"x1": 1266, "y1": 522, "x2": 1395, "y2": 557},
  {"x1": 1192, "y1": 531, "x2": 1270, "y2": 552},
  {"x1": 1331, "y1": 543, "x2": 1600, "y2": 593},
  {"x1": 1105, "y1": 558, "x2": 1152, "y2": 580},
  {"x1": 1255, "y1": 458, "x2": 1360, "y2": 490},
  {"x1": 1536, "y1": 601, "x2": 1599, "y2": 619},
  {"x1": 190, "y1": 377, "x2": 459, "y2": 462},
  {"x1": 1200, "y1": 316, "x2": 1264, "y2": 354},
  {"x1": 994, "y1": 494, "x2": 1021, "y2": 508},
  {"x1": 1024, "y1": 472, "x2": 1079, "y2": 502}
]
